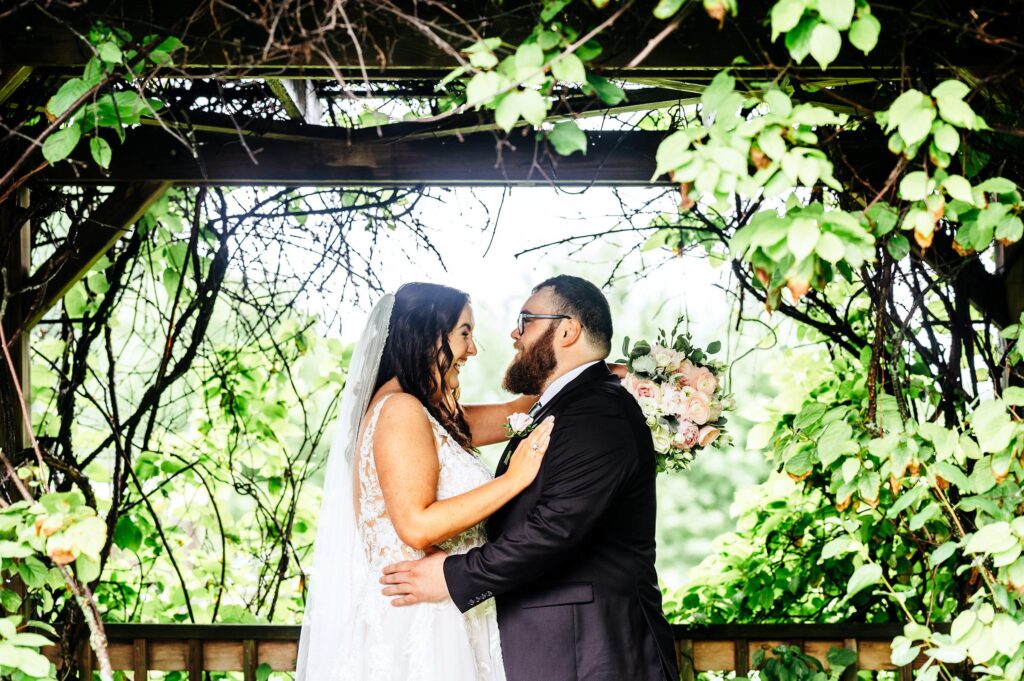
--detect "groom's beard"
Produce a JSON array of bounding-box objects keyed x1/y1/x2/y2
[{"x1": 503, "y1": 324, "x2": 558, "y2": 395}]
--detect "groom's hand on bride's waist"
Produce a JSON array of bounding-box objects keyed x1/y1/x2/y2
[{"x1": 381, "y1": 550, "x2": 451, "y2": 606}]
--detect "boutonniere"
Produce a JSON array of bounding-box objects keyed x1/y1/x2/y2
[{"x1": 504, "y1": 412, "x2": 536, "y2": 438}]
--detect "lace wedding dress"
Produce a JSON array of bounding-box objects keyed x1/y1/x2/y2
[{"x1": 342, "y1": 393, "x2": 506, "y2": 680}]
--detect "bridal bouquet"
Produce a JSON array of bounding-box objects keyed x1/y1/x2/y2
[{"x1": 620, "y1": 320, "x2": 732, "y2": 472}]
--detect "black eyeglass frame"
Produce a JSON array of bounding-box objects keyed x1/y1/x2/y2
[{"x1": 517, "y1": 312, "x2": 571, "y2": 335}]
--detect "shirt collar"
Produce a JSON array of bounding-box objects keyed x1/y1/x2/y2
[{"x1": 538, "y1": 360, "x2": 602, "y2": 407}]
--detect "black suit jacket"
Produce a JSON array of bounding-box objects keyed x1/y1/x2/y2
[{"x1": 444, "y1": 363, "x2": 678, "y2": 681}]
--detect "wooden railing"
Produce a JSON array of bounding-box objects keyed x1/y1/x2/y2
[{"x1": 46, "y1": 623, "x2": 935, "y2": 679}]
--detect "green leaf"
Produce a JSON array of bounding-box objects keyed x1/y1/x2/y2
[
  {"x1": 815, "y1": 231, "x2": 845, "y2": 262},
  {"x1": 931, "y1": 80, "x2": 971, "y2": 102},
  {"x1": 818, "y1": 0, "x2": 854, "y2": 30},
  {"x1": 256, "y1": 662, "x2": 273, "y2": 681},
  {"x1": 972, "y1": 400, "x2": 1016, "y2": 453},
  {"x1": 98, "y1": 41, "x2": 123, "y2": 63},
  {"x1": 1004, "y1": 386, "x2": 1024, "y2": 406},
  {"x1": 89, "y1": 136, "x2": 112, "y2": 169},
  {"x1": 846, "y1": 563, "x2": 882, "y2": 598},
  {"x1": 886, "y1": 233, "x2": 910, "y2": 260},
  {"x1": 930, "y1": 541, "x2": 958, "y2": 568},
  {"x1": 848, "y1": 13, "x2": 880, "y2": 54},
  {"x1": 576, "y1": 40, "x2": 603, "y2": 62},
  {"x1": 809, "y1": 22, "x2": 842, "y2": 70},
  {"x1": 585, "y1": 73, "x2": 626, "y2": 106},
  {"x1": 46, "y1": 78, "x2": 90, "y2": 117},
  {"x1": 827, "y1": 646, "x2": 858, "y2": 669},
  {"x1": 706, "y1": 340, "x2": 722, "y2": 354},
  {"x1": 794, "y1": 402, "x2": 827, "y2": 430},
  {"x1": 996, "y1": 216, "x2": 1023, "y2": 244},
  {"x1": 771, "y1": 0, "x2": 806, "y2": 40},
  {"x1": 937, "y1": 97, "x2": 979, "y2": 129},
  {"x1": 653, "y1": 0, "x2": 687, "y2": 20},
  {"x1": 0, "y1": 589, "x2": 21, "y2": 613},
  {"x1": 515, "y1": 43, "x2": 544, "y2": 71},
  {"x1": 75, "y1": 553, "x2": 100, "y2": 584},
  {"x1": 540, "y1": 0, "x2": 572, "y2": 22},
  {"x1": 113, "y1": 515, "x2": 143, "y2": 552},
  {"x1": 551, "y1": 54, "x2": 586, "y2": 83},
  {"x1": 785, "y1": 15, "x2": 817, "y2": 62},
  {"x1": 942, "y1": 175, "x2": 974, "y2": 204},
  {"x1": 547, "y1": 121, "x2": 587, "y2": 156},
  {"x1": 466, "y1": 71, "x2": 504, "y2": 106},
  {"x1": 965, "y1": 521, "x2": 1016, "y2": 555},
  {"x1": 787, "y1": 217, "x2": 820, "y2": 261},
  {"x1": 933, "y1": 122, "x2": 960, "y2": 154},
  {"x1": 899, "y1": 171, "x2": 931, "y2": 201},
  {"x1": 43, "y1": 125, "x2": 82, "y2": 162}
]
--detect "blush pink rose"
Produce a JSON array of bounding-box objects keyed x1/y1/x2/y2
[
  {"x1": 692, "y1": 367, "x2": 718, "y2": 394},
  {"x1": 633, "y1": 379, "x2": 662, "y2": 402},
  {"x1": 674, "y1": 420, "x2": 700, "y2": 449},
  {"x1": 677, "y1": 360, "x2": 699, "y2": 386},
  {"x1": 698, "y1": 425, "x2": 721, "y2": 447},
  {"x1": 681, "y1": 391, "x2": 711, "y2": 425}
]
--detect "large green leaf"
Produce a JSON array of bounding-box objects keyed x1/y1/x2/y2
[
  {"x1": 846, "y1": 563, "x2": 882, "y2": 598},
  {"x1": 41, "y1": 125, "x2": 82, "y2": 163}
]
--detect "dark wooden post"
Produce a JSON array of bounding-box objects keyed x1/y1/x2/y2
[
  {"x1": 0, "y1": 187, "x2": 31, "y2": 461},
  {"x1": 0, "y1": 187, "x2": 31, "y2": 620}
]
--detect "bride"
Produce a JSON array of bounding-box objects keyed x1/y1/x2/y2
[{"x1": 295, "y1": 283, "x2": 554, "y2": 681}]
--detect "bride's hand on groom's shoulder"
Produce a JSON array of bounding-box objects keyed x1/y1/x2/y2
[
  {"x1": 607, "y1": 362, "x2": 627, "y2": 380},
  {"x1": 505, "y1": 416, "x2": 554, "y2": 491}
]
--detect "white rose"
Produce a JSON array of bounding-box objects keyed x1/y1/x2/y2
[
  {"x1": 631, "y1": 354, "x2": 657, "y2": 375},
  {"x1": 653, "y1": 346, "x2": 677, "y2": 370},
  {"x1": 651, "y1": 426, "x2": 673, "y2": 454},
  {"x1": 636, "y1": 396, "x2": 660, "y2": 418},
  {"x1": 506, "y1": 412, "x2": 534, "y2": 433}
]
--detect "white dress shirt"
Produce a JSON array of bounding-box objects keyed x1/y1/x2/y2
[{"x1": 537, "y1": 360, "x2": 602, "y2": 409}]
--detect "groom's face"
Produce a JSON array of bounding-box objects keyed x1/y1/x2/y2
[{"x1": 503, "y1": 290, "x2": 560, "y2": 395}]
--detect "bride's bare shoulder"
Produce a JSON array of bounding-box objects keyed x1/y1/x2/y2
[{"x1": 370, "y1": 391, "x2": 429, "y2": 426}]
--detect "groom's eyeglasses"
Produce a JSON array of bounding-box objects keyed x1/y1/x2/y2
[{"x1": 517, "y1": 313, "x2": 571, "y2": 335}]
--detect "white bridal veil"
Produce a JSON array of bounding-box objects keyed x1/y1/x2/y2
[{"x1": 295, "y1": 294, "x2": 395, "y2": 681}]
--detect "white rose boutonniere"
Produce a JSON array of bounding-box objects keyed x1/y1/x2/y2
[{"x1": 504, "y1": 412, "x2": 536, "y2": 438}]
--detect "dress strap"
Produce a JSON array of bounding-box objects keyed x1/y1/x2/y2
[{"x1": 363, "y1": 393, "x2": 396, "y2": 444}]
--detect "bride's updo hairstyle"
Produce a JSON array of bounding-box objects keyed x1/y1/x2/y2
[{"x1": 373, "y1": 283, "x2": 473, "y2": 448}]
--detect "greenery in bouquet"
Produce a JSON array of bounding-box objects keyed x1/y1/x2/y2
[{"x1": 619, "y1": 319, "x2": 733, "y2": 472}]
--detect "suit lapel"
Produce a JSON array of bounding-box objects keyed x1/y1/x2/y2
[{"x1": 493, "y1": 363, "x2": 613, "y2": 477}]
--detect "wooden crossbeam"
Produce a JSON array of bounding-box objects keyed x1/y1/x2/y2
[
  {"x1": 0, "y1": 65, "x2": 32, "y2": 104},
  {"x1": 40, "y1": 128, "x2": 669, "y2": 187},
  {"x1": 16, "y1": 181, "x2": 170, "y2": 331},
  {"x1": 0, "y1": 1, "x2": 909, "y2": 82}
]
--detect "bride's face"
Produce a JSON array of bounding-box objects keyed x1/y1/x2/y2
[{"x1": 442, "y1": 304, "x2": 477, "y2": 393}]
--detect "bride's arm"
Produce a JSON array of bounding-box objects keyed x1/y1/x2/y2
[
  {"x1": 463, "y1": 395, "x2": 538, "y2": 448},
  {"x1": 374, "y1": 394, "x2": 553, "y2": 550}
]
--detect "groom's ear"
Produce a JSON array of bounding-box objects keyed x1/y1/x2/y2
[{"x1": 557, "y1": 318, "x2": 584, "y2": 347}]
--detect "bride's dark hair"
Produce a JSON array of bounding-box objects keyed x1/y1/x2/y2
[{"x1": 372, "y1": 282, "x2": 473, "y2": 448}]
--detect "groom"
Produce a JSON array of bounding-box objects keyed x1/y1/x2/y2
[{"x1": 381, "y1": 275, "x2": 678, "y2": 681}]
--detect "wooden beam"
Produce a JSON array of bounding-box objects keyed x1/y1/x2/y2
[
  {"x1": 0, "y1": 0, "x2": 912, "y2": 82},
  {"x1": 40, "y1": 128, "x2": 668, "y2": 187},
  {"x1": 15, "y1": 182, "x2": 170, "y2": 331},
  {"x1": 0, "y1": 65, "x2": 32, "y2": 104},
  {"x1": 266, "y1": 80, "x2": 322, "y2": 124}
]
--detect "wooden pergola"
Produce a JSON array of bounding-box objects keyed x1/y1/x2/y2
[{"x1": 1, "y1": 1, "x2": 1016, "y2": 678}]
